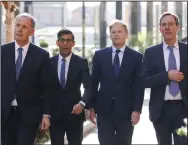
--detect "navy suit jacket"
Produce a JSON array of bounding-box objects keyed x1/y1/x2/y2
[
  {"x1": 89, "y1": 46, "x2": 144, "y2": 120},
  {"x1": 141, "y1": 41, "x2": 188, "y2": 122},
  {"x1": 1, "y1": 42, "x2": 51, "y2": 125},
  {"x1": 49, "y1": 54, "x2": 91, "y2": 122}
]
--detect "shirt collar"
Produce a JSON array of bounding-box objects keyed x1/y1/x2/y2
[
  {"x1": 59, "y1": 53, "x2": 72, "y2": 62},
  {"x1": 15, "y1": 40, "x2": 30, "y2": 52},
  {"x1": 163, "y1": 40, "x2": 179, "y2": 51},
  {"x1": 112, "y1": 44, "x2": 126, "y2": 53}
]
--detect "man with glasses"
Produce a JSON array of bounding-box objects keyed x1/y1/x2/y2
[
  {"x1": 142, "y1": 12, "x2": 187, "y2": 144},
  {"x1": 48, "y1": 28, "x2": 91, "y2": 145}
]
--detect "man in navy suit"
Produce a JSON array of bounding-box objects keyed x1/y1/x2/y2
[
  {"x1": 48, "y1": 29, "x2": 91, "y2": 145},
  {"x1": 142, "y1": 12, "x2": 187, "y2": 145},
  {"x1": 89, "y1": 19, "x2": 144, "y2": 145},
  {"x1": 1, "y1": 13, "x2": 51, "y2": 145}
]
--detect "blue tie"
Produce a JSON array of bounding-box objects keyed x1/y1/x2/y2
[
  {"x1": 16, "y1": 48, "x2": 23, "y2": 80},
  {"x1": 168, "y1": 46, "x2": 179, "y2": 96},
  {"x1": 113, "y1": 49, "x2": 121, "y2": 76},
  {"x1": 60, "y1": 58, "x2": 66, "y2": 88}
]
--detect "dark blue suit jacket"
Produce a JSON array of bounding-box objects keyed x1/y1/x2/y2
[
  {"x1": 49, "y1": 54, "x2": 91, "y2": 122},
  {"x1": 141, "y1": 42, "x2": 188, "y2": 122},
  {"x1": 89, "y1": 46, "x2": 144, "y2": 120},
  {"x1": 1, "y1": 42, "x2": 51, "y2": 125}
]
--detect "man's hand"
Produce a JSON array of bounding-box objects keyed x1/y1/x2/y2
[
  {"x1": 72, "y1": 103, "x2": 84, "y2": 114},
  {"x1": 131, "y1": 111, "x2": 140, "y2": 126},
  {"x1": 89, "y1": 108, "x2": 96, "y2": 125},
  {"x1": 40, "y1": 116, "x2": 50, "y2": 131},
  {"x1": 168, "y1": 70, "x2": 184, "y2": 82}
]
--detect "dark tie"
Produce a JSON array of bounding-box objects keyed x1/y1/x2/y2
[
  {"x1": 113, "y1": 49, "x2": 121, "y2": 76},
  {"x1": 16, "y1": 48, "x2": 23, "y2": 79},
  {"x1": 60, "y1": 58, "x2": 66, "y2": 88},
  {"x1": 168, "y1": 46, "x2": 179, "y2": 96}
]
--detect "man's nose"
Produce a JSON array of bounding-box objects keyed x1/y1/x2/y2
[
  {"x1": 165, "y1": 24, "x2": 170, "y2": 29},
  {"x1": 63, "y1": 41, "x2": 67, "y2": 44}
]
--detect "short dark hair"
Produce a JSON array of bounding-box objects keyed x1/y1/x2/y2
[
  {"x1": 57, "y1": 28, "x2": 75, "y2": 41},
  {"x1": 159, "y1": 12, "x2": 180, "y2": 26}
]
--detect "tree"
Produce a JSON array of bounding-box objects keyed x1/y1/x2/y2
[{"x1": 0, "y1": 1, "x2": 18, "y2": 43}]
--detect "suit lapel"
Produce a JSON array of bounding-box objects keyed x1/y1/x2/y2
[
  {"x1": 157, "y1": 43, "x2": 166, "y2": 72},
  {"x1": 106, "y1": 47, "x2": 116, "y2": 78},
  {"x1": 179, "y1": 42, "x2": 186, "y2": 73},
  {"x1": 65, "y1": 53, "x2": 76, "y2": 88},
  {"x1": 51, "y1": 55, "x2": 61, "y2": 86},
  {"x1": 17, "y1": 43, "x2": 35, "y2": 81},
  {"x1": 118, "y1": 46, "x2": 129, "y2": 78},
  {"x1": 8, "y1": 42, "x2": 16, "y2": 81}
]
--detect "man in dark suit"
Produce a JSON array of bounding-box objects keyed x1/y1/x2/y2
[
  {"x1": 48, "y1": 29, "x2": 91, "y2": 145},
  {"x1": 142, "y1": 12, "x2": 187, "y2": 145},
  {"x1": 89, "y1": 19, "x2": 144, "y2": 145},
  {"x1": 1, "y1": 13, "x2": 51, "y2": 145}
]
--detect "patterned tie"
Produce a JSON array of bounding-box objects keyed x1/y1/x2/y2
[
  {"x1": 16, "y1": 48, "x2": 23, "y2": 80},
  {"x1": 60, "y1": 58, "x2": 66, "y2": 88},
  {"x1": 168, "y1": 46, "x2": 179, "y2": 96},
  {"x1": 113, "y1": 49, "x2": 121, "y2": 76}
]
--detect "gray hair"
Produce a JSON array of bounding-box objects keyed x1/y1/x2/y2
[
  {"x1": 109, "y1": 19, "x2": 128, "y2": 33},
  {"x1": 15, "y1": 13, "x2": 36, "y2": 28}
]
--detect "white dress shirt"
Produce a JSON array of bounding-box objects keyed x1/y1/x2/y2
[
  {"x1": 58, "y1": 53, "x2": 72, "y2": 84},
  {"x1": 112, "y1": 44, "x2": 126, "y2": 65},
  {"x1": 57, "y1": 53, "x2": 85, "y2": 106},
  {"x1": 163, "y1": 40, "x2": 182, "y2": 100},
  {"x1": 12, "y1": 41, "x2": 30, "y2": 106}
]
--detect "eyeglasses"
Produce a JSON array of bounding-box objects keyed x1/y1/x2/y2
[{"x1": 58, "y1": 38, "x2": 73, "y2": 43}]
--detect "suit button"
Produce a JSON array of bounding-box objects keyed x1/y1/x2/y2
[{"x1": 113, "y1": 97, "x2": 115, "y2": 99}]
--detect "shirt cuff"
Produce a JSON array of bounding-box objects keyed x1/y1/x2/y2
[
  {"x1": 43, "y1": 114, "x2": 51, "y2": 118},
  {"x1": 79, "y1": 101, "x2": 85, "y2": 106}
]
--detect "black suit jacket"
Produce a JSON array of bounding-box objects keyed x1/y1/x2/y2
[
  {"x1": 1, "y1": 42, "x2": 51, "y2": 125},
  {"x1": 141, "y1": 41, "x2": 188, "y2": 122},
  {"x1": 89, "y1": 46, "x2": 144, "y2": 120},
  {"x1": 49, "y1": 54, "x2": 91, "y2": 121}
]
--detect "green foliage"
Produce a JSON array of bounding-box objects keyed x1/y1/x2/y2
[
  {"x1": 34, "y1": 125, "x2": 50, "y2": 145},
  {"x1": 39, "y1": 40, "x2": 49, "y2": 48},
  {"x1": 52, "y1": 47, "x2": 59, "y2": 56},
  {"x1": 129, "y1": 31, "x2": 157, "y2": 53},
  {"x1": 176, "y1": 118, "x2": 187, "y2": 137}
]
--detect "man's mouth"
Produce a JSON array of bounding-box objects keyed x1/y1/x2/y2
[
  {"x1": 16, "y1": 34, "x2": 22, "y2": 37},
  {"x1": 165, "y1": 32, "x2": 172, "y2": 35},
  {"x1": 63, "y1": 48, "x2": 69, "y2": 50}
]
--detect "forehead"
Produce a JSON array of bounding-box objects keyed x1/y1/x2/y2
[
  {"x1": 161, "y1": 15, "x2": 176, "y2": 23},
  {"x1": 60, "y1": 34, "x2": 73, "y2": 38},
  {"x1": 111, "y1": 23, "x2": 125, "y2": 30},
  {"x1": 15, "y1": 16, "x2": 32, "y2": 26}
]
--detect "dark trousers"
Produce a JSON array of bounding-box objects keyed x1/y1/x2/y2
[
  {"x1": 50, "y1": 115, "x2": 84, "y2": 145},
  {"x1": 153, "y1": 101, "x2": 187, "y2": 145},
  {"x1": 2, "y1": 107, "x2": 39, "y2": 145},
  {"x1": 97, "y1": 99, "x2": 134, "y2": 145}
]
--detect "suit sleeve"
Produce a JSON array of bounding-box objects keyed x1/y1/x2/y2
[
  {"x1": 133, "y1": 54, "x2": 145, "y2": 113},
  {"x1": 40, "y1": 52, "x2": 52, "y2": 115},
  {"x1": 141, "y1": 48, "x2": 169, "y2": 88},
  {"x1": 80, "y1": 59, "x2": 91, "y2": 109},
  {"x1": 88, "y1": 51, "x2": 100, "y2": 109}
]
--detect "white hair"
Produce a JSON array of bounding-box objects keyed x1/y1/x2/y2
[
  {"x1": 15, "y1": 12, "x2": 36, "y2": 28},
  {"x1": 108, "y1": 19, "x2": 128, "y2": 33}
]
